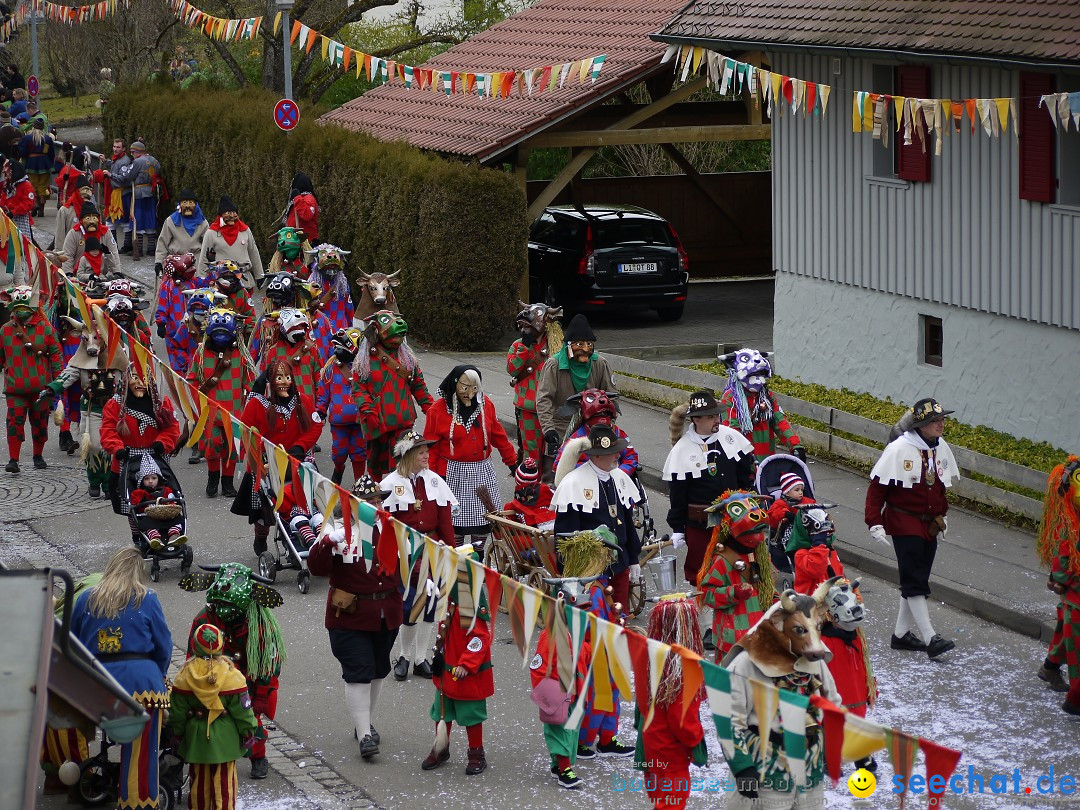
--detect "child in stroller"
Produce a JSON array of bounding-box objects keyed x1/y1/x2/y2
[
  {"x1": 756, "y1": 453, "x2": 817, "y2": 592},
  {"x1": 255, "y1": 467, "x2": 321, "y2": 593},
  {"x1": 120, "y1": 449, "x2": 192, "y2": 581},
  {"x1": 130, "y1": 454, "x2": 188, "y2": 551}
]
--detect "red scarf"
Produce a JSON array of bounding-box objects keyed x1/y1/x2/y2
[
  {"x1": 81, "y1": 250, "x2": 104, "y2": 276},
  {"x1": 209, "y1": 216, "x2": 248, "y2": 247}
]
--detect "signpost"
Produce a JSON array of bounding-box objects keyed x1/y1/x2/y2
[
  {"x1": 27, "y1": 75, "x2": 38, "y2": 99},
  {"x1": 274, "y1": 98, "x2": 299, "y2": 132},
  {"x1": 277, "y1": 0, "x2": 294, "y2": 103}
]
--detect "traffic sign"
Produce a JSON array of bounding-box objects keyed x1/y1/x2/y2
[
  {"x1": 27, "y1": 75, "x2": 38, "y2": 99},
  {"x1": 274, "y1": 98, "x2": 299, "y2": 131}
]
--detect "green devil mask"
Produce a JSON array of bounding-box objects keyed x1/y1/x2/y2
[{"x1": 276, "y1": 227, "x2": 304, "y2": 261}]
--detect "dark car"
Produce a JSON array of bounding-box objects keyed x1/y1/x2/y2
[{"x1": 528, "y1": 205, "x2": 690, "y2": 321}]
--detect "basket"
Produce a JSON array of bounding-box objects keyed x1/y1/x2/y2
[{"x1": 143, "y1": 500, "x2": 182, "y2": 521}]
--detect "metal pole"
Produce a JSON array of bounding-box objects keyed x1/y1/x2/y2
[
  {"x1": 30, "y1": 1, "x2": 39, "y2": 86},
  {"x1": 281, "y1": 9, "x2": 292, "y2": 100}
]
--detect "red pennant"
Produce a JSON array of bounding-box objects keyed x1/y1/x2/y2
[
  {"x1": 624, "y1": 630, "x2": 652, "y2": 710},
  {"x1": 810, "y1": 694, "x2": 846, "y2": 786},
  {"x1": 375, "y1": 508, "x2": 398, "y2": 575},
  {"x1": 500, "y1": 70, "x2": 515, "y2": 98},
  {"x1": 782, "y1": 76, "x2": 794, "y2": 106},
  {"x1": 482, "y1": 566, "x2": 503, "y2": 633},
  {"x1": 338, "y1": 484, "x2": 352, "y2": 549},
  {"x1": 919, "y1": 737, "x2": 962, "y2": 808},
  {"x1": 805, "y1": 81, "x2": 817, "y2": 112}
]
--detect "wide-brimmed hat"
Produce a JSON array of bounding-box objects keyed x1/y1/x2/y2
[
  {"x1": 910, "y1": 398, "x2": 954, "y2": 428},
  {"x1": 352, "y1": 474, "x2": 389, "y2": 500},
  {"x1": 686, "y1": 389, "x2": 721, "y2": 417},
  {"x1": 583, "y1": 424, "x2": 628, "y2": 456},
  {"x1": 393, "y1": 430, "x2": 435, "y2": 459}
]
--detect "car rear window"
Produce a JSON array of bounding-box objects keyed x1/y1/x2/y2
[{"x1": 593, "y1": 219, "x2": 673, "y2": 249}]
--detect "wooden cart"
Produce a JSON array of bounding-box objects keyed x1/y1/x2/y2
[{"x1": 483, "y1": 511, "x2": 560, "y2": 599}]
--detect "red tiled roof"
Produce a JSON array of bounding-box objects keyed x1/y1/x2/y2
[
  {"x1": 320, "y1": 0, "x2": 688, "y2": 161},
  {"x1": 653, "y1": 0, "x2": 1080, "y2": 67}
]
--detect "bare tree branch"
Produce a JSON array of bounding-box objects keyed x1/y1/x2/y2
[{"x1": 204, "y1": 34, "x2": 249, "y2": 86}]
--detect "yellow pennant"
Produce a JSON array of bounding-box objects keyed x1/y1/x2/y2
[
  {"x1": 273, "y1": 11, "x2": 281, "y2": 36},
  {"x1": 599, "y1": 619, "x2": 633, "y2": 699},
  {"x1": 995, "y1": 97, "x2": 1010, "y2": 134},
  {"x1": 271, "y1": 443, "x2": 290, "y2": 510},
  {"x1": 750, "y1": 679, "x2": 779, "y2": 765},
  {"x1": 642, "y1": 637, "x2": 669, "y2": 731},
  {"x1": 691, "y1": 46, "x2": 703, "y2": 77},
  {"x1": 591, "y1": 634, "x2": 615, "y2": 712},
  {"x1": 187, "y1": 390, "x2": 212, "y2": 447},
  {"x1": 841, "y1": 712, "x2": 887, "y2": 762},
  {"x1": 893, "y1": 95, "x2": 906, "y2": 131}
]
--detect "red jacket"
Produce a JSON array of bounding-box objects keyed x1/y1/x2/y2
[
  {"x1": 793, "y1": 545, "x2": 845, "y2": 595},
  {"x1": 505, "y1": 487, "x2": 556, "y2": 528},
  {"x1": 2, "y1": 177, "x2": 35, "y2": 217},
  {"x1": 864, "y1": 473, "x2": 948, "y2": 541},
  {"x1": 642, "y1": 696, "x2": 705, "y2": 776},
  {"x1": 767, "y1": 495, "x2": 815, "y2": 530},
  {"x1": 306, "y1": 528, "x2": 404, "y2": 632},
  {"x1": 99, "y1": 397, "x2": 181, "y2": 473},
  {"x1": 286, "y1": 192, "x2": 319, "y2": 242},
  {"x1": 822, "y1": 628, "x2": 874, "y2": 717},
  {"x1": 386, "y1": 477, "x2": 455, "y2": 546},
  {"x1": 240, "y1": 392, "x2": 323, "y2": 454},
  {"x1": 423, "y1": 398, "x2": 517, "y2": 477},
  {"x1": 131, "y1": 486, "x2": 176, "y2": 507},
  {"x1": 433, "y1": 605, "x2": 493, "y2": 701}
]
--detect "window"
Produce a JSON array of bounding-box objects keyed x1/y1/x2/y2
[
  {"x1": 896, "y1": 65, "x2": 931, "y2": 183},
  {"x1": 921, "y1": 315, "x2": 943, "y2": 367},
  {"x1": 870, "y1": 64, "x2": 897, "y2": 178},
  {"x1": 1018, "y1": 72, "x2": 1055, "y2": 203}
]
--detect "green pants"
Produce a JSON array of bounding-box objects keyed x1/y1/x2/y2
[
  {"x1": 430, "y1": 691, "x2": 487, "y2": 727},
  {"x1": 543, "y1": 722, "x2": 579, "y2": 769}
]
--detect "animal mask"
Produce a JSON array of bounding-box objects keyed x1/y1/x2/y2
[
  {"x1": 205, "y1": 308, "x2": 238, "y2": 349},
  {"x1": 212, "y1": 260, "x2": 243, "y2": 293},
  {"x1": 265, "y1": 272, "x2": 298, "y2": 308},
  {"x1": 515, "y1": 300, "x2": 563, "y2": 338},
  {"x1": 164, "y1": 253, "x2": 196, "y2": 282},
  {"x1": 106, "y1": 278, "x2": 136, "y2": 299},
  {"x1": 706, "y1": 490, "x2": 770, "y2": 552},
  {"x1": 568, "y1": 388, "x2": 618, "y2": 428},
  {"x1": 312, "y1": 243, "x2": 349, "y2": 272},
  {"x1": 106, "y1": 294, "x2": 135, "y2": 325},
  {"x1": 275, "y1": 227, "x2": 304, "y2": 261},
  {"x1": 277, "y1": 307, "x2": 309, "y2": 344},
  {"x1": 730, "y1": 348, "x2": 772, "y2": 392},
  {"x1": 825, "y1": 578, "x2": 864, "y2": 630},
  {"x1": 801, "y1": 508, "x2": 835, "y2": 547},
  {"x1": 371, "y1": 309, "x2": 408, "y2": 346},
  {"x1": 2, "y1": 285, "x2": 34, "y2": 320},
  {"x1": 358, "y1": 271, "x2": 400, "y2": 308},
  {"x1": 182, "y1": 288, "x2": 224, "y2": 325},
  {"x1": 331, "y1": 327, "x2": 363, "y2": 364},
  {"x1": 179, "y1": 562, "x2": 283, "y2": 622}
]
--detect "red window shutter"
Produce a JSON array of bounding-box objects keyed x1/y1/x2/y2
[
  {"x1": 1019, "y1": 72, "x2": 1056, "y2": 203},
  {"x1": 896, "y1": 65, "x2": 931, "y2": 183}
]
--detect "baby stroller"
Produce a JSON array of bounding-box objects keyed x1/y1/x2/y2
[
  {"x1": 119, "y1": 449, "x2": 192, "y2": 582},
  {"x1": 255, "y1": 473, "x2": 313, "y2": 594},
  {"x1": 755, "y1": 453, "x2": 816, "y2": 594},
  {"x1": 76, "y1": 733, "x2": 187, "y2": 809}
]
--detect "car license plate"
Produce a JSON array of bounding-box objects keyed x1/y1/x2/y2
[{"x1": 618, "y1": 262, "x2": 658, "y2": 274}]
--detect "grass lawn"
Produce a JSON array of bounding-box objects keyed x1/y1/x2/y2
[{"x1": 38, "y1": 86, "x2": 99, "y2": 126}]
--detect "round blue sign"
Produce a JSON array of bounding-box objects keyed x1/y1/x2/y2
[{"x1": 274, "y1": 99, "x2": 299, "y2": 131}]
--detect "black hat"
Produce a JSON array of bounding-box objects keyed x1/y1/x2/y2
[
  {"x1": 217, "y1": 195, "x2": 237, "y2": 216},
  {"x1": 563, "y1": 313, "x2": 596, "y2": 344},
  {"x1": 583, "y1": 424, "x2": 628, "y2": 456},
  {"x1": 438, "y1": 363, "x2": 481, "y2": 402},
  {"x1": 910, "y1": 398, "x2": 954, "y2": 428},
  {"x1": 80, "y1": 201, "x2": 99, "y2": 218},
  {"x1": 75, "y1": 175, "x2": 91, "y2": 189},
  {"x1": 351, "y1": 474, "x2": 388, "y2": 501},
  {"x1": 686, "y1": 389, "x2": 721, "y2": 417},
  {"x1": 84, "y1": 236, "x2": 101, "y2": 252},
  {"x1": 392, "y1": 430, "x2": 436, "y2": 459},
  {"x1": 178, "y1": 188, "x2": 197, "y2": 203},
  {"x1": 290, "y1": 171, "x2": 314, "y2": 196}
]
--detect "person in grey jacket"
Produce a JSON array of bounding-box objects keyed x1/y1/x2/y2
[
  {"x1": 154, "y1": 188, "x2": 207, "y2": 275},
  {"x1": 61, "y1": 202, "x2": 120, "y2": 276},
  {"x1": 54, "y1": 176, "x2": 93, "y2": 250},
  {"x1": 198, "y1": 195, "x2": 264, "y2": 288},
  {"x1": 110, "y1": 141, "x2": 161, "y2": 257}
]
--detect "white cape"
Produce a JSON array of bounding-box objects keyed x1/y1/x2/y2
[
  {"x1": 380, "y1": 469, "x2": 459, "y2": 512},
  {"x1": 550, "y1": 463, "x2": 639, "y2": 513},
  {"x1": 869, "y1": 431, "x2": 959, "y2": 489},
  {"x1": 662, "y1": 427, "x2": 753, "y2": 480}
]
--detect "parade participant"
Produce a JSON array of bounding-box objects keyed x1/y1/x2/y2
[
  {"x1": 1035, "y1": 456, "x2": 1080, "y2": 714},
  {"x1": 536, "y1": 315, "x2": 614, "y2": 474},
  {"x1": 1, "y1": 157, "x2": 36, "y2": 243},
  {"x1": 232, "y1": 359, "x2": 323, "y2": 555},
  {"x1": 257, "y1": 307, "x2": 319, "y2": 397},
  {"x1": 155, "y1": 252, "x2": 197, "y2": 340},
  {"x1": 316, "y1": 327, "x2": 366, "y2": 485},
  {"x1": 424, "y1": 365, "x2": 517, "y2": 549},
  {"x1": 554, "y1": 388, "x2": 638, "y2": 477},
  {"x1": 636, "y1": 598, "x2": 707, "y2": 810},
  {"x1": 768, "y1": 471, "x2": 816, "y2": 531},
  {"x1": 787, "y1": 507, "x2": 845, "y2": 595},
  {"x1": 100, "y1": 138, "x2": 133, "y2": 254},
  {"x1": 718, "y1": 348, "x2": 804, "y2": 464},
  {"x1": 54, "y1": 144, "x2": 87, "y2": 211},
  {"x1": 865, "y1": 398, "x2": 958, "y2": 659},
  {"x1": 54, "y1": 314, "x2": 83, "y2": 455},
  {"x1": 170, "y1": 288, "x2": 221, "y2": 377},
  {"x1": 1, "y1": 285, "x2": 61, "y2": 472},
  {"x1": 284, "y1": 171, "x2": 319, "y2": 242},
  {"x1": 307, "y1": 475, "x2": 403, "y2": 758},
  {"x1": 110, "y1": 140, "x2": 162, "y2": 257},
  {"x1": 249, "y1": 271, "x2": 302, "y2": 361},
  {"x1": 168, "y1": 623, "x2": 258, "y2": 810},
  {"x1": 506, "y1": 301, "x2": 562, "y2": 464},
  {"x1": 307, "y1": 289, "x2": 335, "y2": 363},
  {"x1": 198, "y1": 196, "x2": 264, "y2": 288},
  {"x1": 17, "y1": 117, "x2": 54, "y2": 216},
  {"x1": 723, "y1": 581, "x2": 842, "y2": 810},
  {"x1": 698, "y1": 490, "x2": 774, "y2": 661},
  {"x1": 187, "y1": 307, "x2": 255, "y2": 497},
  {"x1": 209, "y1": 259, "x2": 255, "y2": 338},
  {"x1": 382, "y1": 430, "x2": 457, "y2": 681},
  {"x1": 129, "y1": 454, "x2": 188, "y2": 551},
  {"x1": 180, "y1": 562, "x2": 286, "y2": 780},
  {"x1": 306, "y1": 243, "x2": 354, "y2": 332},
  {"x1": 552, "y1": 424, "x2": 641, "y2": 618},
  {"x1": 504, "y1": 457, "x2": 555, "y2": 529},
  {"x1": 76, "y1": 236, "x2": 105, "y2": 281},
  {"x1": 54, "y1": 174, "x2": 92, "y2": 250},
  {"x1": 352, "y1": 310, "x2": 433, "y2": 481},
  {"x1": 104, "y1": 280, "x2": 153, "y2": 347},
  {"x1": 71, "y1": 547, "x2": 172, "y2": 808},
  {"x1": 154, "y1": 188, "x2": 207, "y2": 274},
  {"x1": 61, "y1": 201, "x2": 121, "y2": 276},
  {"x1": 266, "y1": 225, "x2": 310, "y2": 279}
]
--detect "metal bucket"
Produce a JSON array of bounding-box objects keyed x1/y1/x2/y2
[{"x1": 648, "y1": 554, "x2": 678, "y2": 594}]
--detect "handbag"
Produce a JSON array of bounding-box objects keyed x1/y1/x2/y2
[
  {"x1": 530, "y1": 677, "x2": 570, "y2": 725},
  {"x1": 329, "y1": 587, "x2": 358, "y2": 616}
]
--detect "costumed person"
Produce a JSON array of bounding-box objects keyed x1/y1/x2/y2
[
  {"x1": 266, "y1": 225, "x2": 311, "y2": 280},
  {"x1": 198, "y1": 196, "x2": 264, "y2": 289},
  {"x1": 423, "y1": 365, "x2": 517, "y2": 549},
  {"x1": 306, "y1": 243, "x2": 354, "y2": 332},
  {"x1": 154, "y1": 188, "x2": 207, "y2": 274},
  {"x1": 170, "y1": 289, "x2": 222, "y2": 379},
  {"x1": 722, "y1": 580, "x2": 843, "y2": 810},
  {"x1": 535, "y1": 314, "x2": 614, "y2": 478},
  {"x1": 61, "y1": 201, "x2": 121, "y2": 276},
  {"x1": 109, "y1": 140, "x2": 162, "y2": 257},
  {"x1": 698, "y1": 490, "x2": 775, "y2": 661},
  {"x1": 76, "y1": 236, "x2": 106, "y2": 281},
  {"x1": 306, "y1": 289, "x2": 336, "y2": 364},
  {"x1": 352, "y1": 310, "x2": 433, "y2": 481},
  {"x1": 16, "y1": 117, "x2": 53, "y2": 215},
  {"x1": 53, "y1": 144, "x2": 87, "y2": 215},
  {"x1": 180, "y1": 563, "x2": 286, "y2": 780},
  {"x1": 187, "y1": 307, "x2": 255, "y2": 497},
  {"x1": 506, "y1": 301, "x2": 562, "y2": 465},
  {"x1": 154, "y1": 252, "x2": 197, "y2": 341},
  {"x1": 552, "y1": 423, "x2": 641, "y2": 618},
  {"x1": 168, "y1": 623, "x2": 258, "y2": 810},
  {"x1": 54, "y1": 174, "x2": 92, "y2": 251},
  {"x1": 553, "y1": 387, "x2": 638, "y2": 477},
  {"x1": 422, "y1": 545, "x2": 493, "y2": 776},
  {"x1": 504, "y1": 456, "x2": 555, "y2": 529},
  {"x1": 249, "y1": 271, "x2": 300, "y2": 363},
  {"x1": 787, "y1": 506, "x2": 844, "y2": 595},
  {"x1": 1, "y1": 284, "x2": 61, "y2": 472},
  {"x1": 104, "y1": 279, "x2": 153, "y2": 347},
  {"x1": 1, "y1": 157, "x2": 36, "y2": 243},
  {"x1": 768, "y1": 471, "x2": 816, "y2": 533},
  {"x1": 382, "y1": 430, "x2": 457, "y2": 681},
  {"x1": 70, "y1": 547, "x2": 173, "y2": 809},
  {"x1": 231, "y1": 358, "x2": 323, "y2": 556},
  {"x1": 316, "y1": 327, "x2": 366, "y2": 485},
  {"x1": 257, "y1": 307, "x2": 318, "y2": 398},
  {"x1": 129, "y1": 453, "x2": 187, "y2": 551},
  {"x1": 718, "y1": 348, "x2": 805, "y2": 464},
  {"x1": 99, "y1": 138, "x2": 132, "y2": 253},
  {"x1": 1035, "y1": 456, "x2": 1080, "y2": 714},
  {"x1": 209, "y1": 259, "x2": 255, "y2": 340},
  {"x1": 284, "y1": 171, "x2": 319, "y2": 243},
  {"x1": 635, "y1": 598, "x2": 707, "y2": 810},
  {"x1": 54, "y1": 313, "x2": 83, "y2": 455},
  {"x1": 307, "y1": 475, "x2": 403, "y2": 758},
  {"x1": 865, "y1": 398, "x2": 957, "y2": 659}
]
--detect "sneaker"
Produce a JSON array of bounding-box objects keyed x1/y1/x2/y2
[
  {"x1": 413, "y1": 660, "x2": 434, "y2": 679},
  {"x1": 170, "y1": 534, "x2": 188, "y2": 547},
  {"x1": 359, "y1": 734, "x2": 379, "y2": 759},
  {"x1": 575, "y1": 743, "x2": 596, "y2": 760},
  {"x1": 1038, "y1": 664, "x2": 1070, "y2": 693},
  {"x1": 369, "y1": 725, "x2": 380, "y2": 746},
  {"x1": 149, "y1": 538, "x2": 163, "y2": 551},
  {"x1": 393, "y1": 656, "x2": 410, "y2": 682},
  {"x1": 557, "y1": 767, "x2": 583, "y2": 789},
  {"x1": 249, "y1": 757, "x2": 269, "y2": 779},
  {"x1": 465, "y1": 746, "x2": 486, "y2": 775},
  {"x1": 926, "y1": 635, "x2": 955, "y2": 659},
  {"x1": 890, "y1": 632, "x2": 926, "y2": 651},
  {"x1": 5, "y1": 459, "x2": 19, "y2": 473},
  {"x1": 703, "y1": 628, "x2": 716, "y2": 652},
  {"x1": 421, "y1": 746, "x2": 450, "y2": 771},
  {"x1": 32, "y1": 454, "x2": 47, "y2": 469},
  {"x1": 596, "y1": 739, "x2": 634, "y2": 758}
]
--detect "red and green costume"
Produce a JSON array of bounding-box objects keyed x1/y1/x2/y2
[
  {"x1": 259, "y1": 337, "x2": 319, "y2": 399},
  {"x1": 187, "y1": 343, "x2": 253, "y2": 478},
  {"x1": 506, "y1": 333, "x2": 552, "y2": 463},
  {"x1": 719, "y1": 388, "x2": 801, "y2": 464},
  {"x1": 0, "y1": 308, "x2": 62, "y2": 461}
]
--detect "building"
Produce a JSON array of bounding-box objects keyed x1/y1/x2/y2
[{"x1": 655, "y1": 1, "x2": 1080, "y2": 447}]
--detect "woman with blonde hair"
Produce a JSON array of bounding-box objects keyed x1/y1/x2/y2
[{"x1": 71, "y1": 546, "x2": 173, "y2": 809}]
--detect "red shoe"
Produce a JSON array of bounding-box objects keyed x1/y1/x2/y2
[{"x1": 421, "y1": 746, "x2": 450, "y2": 771}]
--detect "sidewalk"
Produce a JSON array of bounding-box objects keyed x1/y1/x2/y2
[{"x1": 416, "y1": 347, "x2": 1059, "y2": 643}]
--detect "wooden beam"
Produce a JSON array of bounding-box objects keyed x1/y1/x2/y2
[
  {"x1": 659, "y1": 142, "x2": 748, "y2": 242},
  {"x1": 529, "y1": 123, "x2": 771, "y2": 148},
  {"x1": 515, "y1": 147, "x2": 531, "y2": 300}
]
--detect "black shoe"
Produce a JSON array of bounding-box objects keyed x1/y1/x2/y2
[
  {"x1": 557, "y1": 767, "x2": 583, "y2": 789},
  {"x1": 89, "y1": 484, "x2": 100, "y2": 497},
  {"x1": 253, "y1": 537, "x2": 268, "y2": 556},
  {"x1": 393, "y1": 656, "x2": 409, "y2": 681},
  {"x1": 369, "y1": 725, "x2": 380, "y2": 746},
  {"x1": 465, "y1": 746, "x2": 486, "y2": 775},
  {"x1": 926, "y1": 635, "x2": 955, "y2": 659},
  {"x1": 359, "y1": 734, "x2": 379, "y2": 759},
  {"x1": 421, "y1": 747, "x2": 450, "y2": 771},
  {"x1": 575, "y1": 743, "x2": 596, "y2": 760},
  {"x1": 854, "y1": 756, "x2": 878, "y2": 772},
  {"x1": 58, "y1": 430, "x2": 73, "y2": 452},
  {"x1": 119, "y1": 237, "x2": 133, "y2": 255},
  {"x1": 703, "y1": 629, "x2": 716, "y2": 652},
  {"x1": 249, "y1": 757, "x2": 269, "y2": 779},
  {"x1": 413, "y1": 660, "x2": 434, "y2": 679},
  {"x1": 32, "y1": 454, "x2": 47, "y2": 469},
  {"x1": 205, "y1": 471, "x2": 220, "y2": 498},
  {"x1": 1064, "y1": 700, "x2": 1080, "y2": 716},
  {"x1": 188, "y1": 447, "x2": 203, "y2": 464},
  {"x1": 1039, "y1": 664, "x2": 1070, "y2": 693},
  {"x1": 890, "y1": 632, "x2": 926, "y2": 651},
  {"x1": 221, "y1": 478, "x2": 237, "y2": 498},
  {"x1": 596, "y1": 739, "x2": 634, "y2": 758},
  {"x1": 5, "y1": 458, "x2": 19, "y2": 473}
]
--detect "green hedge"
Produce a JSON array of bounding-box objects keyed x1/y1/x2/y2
[{"x1": 103, "y1": 81, "x2": 526, "y2": 350}]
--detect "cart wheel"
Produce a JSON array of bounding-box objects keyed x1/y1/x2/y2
[
  {"x1": 258, "y1": 551, "x2": 277, "y2": 583},
  {"x1": 483, "y1": 538, "x2": 517, "y2": 612},
  {"x1": 180, "y1": 546, "x2": 193, "y2": 575},
  {"x1": 629, "y1": 577, "x2": 646, "y2": 617},
  {"x1": 297, "y1": 571, "x2": 310, "y2": 594},
  {"x1": 77, "y1": 757, "x2": 114, "y2": 806},
  {"x1": 149, "y1": 561, "x2": 161, "y2": 583},
  {"x1": 527, "y1": 569, "x2": 547, "y2": 595}
]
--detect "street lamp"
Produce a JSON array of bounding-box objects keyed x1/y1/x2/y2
[{"x1": 276, "y1": 0, "x2": 294, "y2": 101}]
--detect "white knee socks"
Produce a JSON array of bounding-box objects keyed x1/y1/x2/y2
[
  {"x1": 399, "y1": 621, "x2": 435, "y2": 663},
  {"x1": 398, "y1": 623, "x2": 418, "y2": 662},
  {"x1": 906, "y1": 595, "x2": 936, "y2": 641},
  {"x1": 894, "y1": 597, "x2": 914, "y2": 637},
  {"x1": 369, "y1": 677, "x2": 383, "y2": 726},
  {"x1": 344, "y1": 682, "x2": 371, "y2": 741}
]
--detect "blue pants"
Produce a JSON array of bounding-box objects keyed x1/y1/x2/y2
[
  {"x1": 331, "y1": 423, "x2": 366, "y2": 468},
  {"x1": 133, "y1": 195, "x2": 157, "y2": 234}
]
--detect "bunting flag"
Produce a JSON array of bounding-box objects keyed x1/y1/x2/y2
[
  {"x1": 919, "y1": 737, "x2": 964, "y2": 809},
  {"x1": 777, "y1": 689, "x2": 810, "y2": 787},
  {"x1": 35, "y1": 0, "x2": 131, "y2": 24},
  {"x1": 702, "y1": 660, "x2": 735, "y2": 760},
  {"x1": 885, "y1": 728, "x2": 920, "y2": 809},
  {"x1": 167, "y1": 0, "x2": 262, "y2": 42}
]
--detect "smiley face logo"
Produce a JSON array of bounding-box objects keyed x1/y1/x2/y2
[{"x1": 848, "y1": 768, "x2": 877, "y2": 798}]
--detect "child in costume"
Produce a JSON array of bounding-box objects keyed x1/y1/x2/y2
[
  {"x1": 130, "y1": 454, "x2": 188, "y2": 551},
  {"x1": 210, "y1": 260, "x2": 256, "y2": 334},
  {"x1": 317, "y1": 327, "x2": 366, "y2": 485},
  {"x1": 504, "y1": 457, "x2": 555, "y2": 529},
  {"x1": 554, "y1": 388, "x2": 639, "y2": 477},
  {"x1": 75, "y1": 236, "x2": 105, "y2": 281},
  {"x1": 54, "y1": 314, "x2": 83, "y2": 455},
  {"x1": 786, "y1": 506, "x2": 844, "y2": 596},
  {"x1": 718, "y1": 347, "x2": 804, "y2": 464},
  {"x1": 767, "y1": 471, "x2": 816, "y2": 531},
  {"x1": 422, "y1": 546, "x2": 493, "y2": 776},
  {"x1": 169, "y1": 623, "x2": 258, "y2": 810}
]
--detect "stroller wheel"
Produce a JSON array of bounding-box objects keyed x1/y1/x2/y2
[
  {"x1": 297, "y1": 571, "x2": 310, "y2": 594},
  {"x1": 258, "y1": 551, "x2": 277, "y2": 583},
  {"x1": 77, "y1": 756, "x2": 115, "y2": 806},
  {"x1": 149, "y1": 561, "x2": 161, "y2": 583},
  {"x1": 180, "y1": 546, "x2": 193, "y2": 574}
]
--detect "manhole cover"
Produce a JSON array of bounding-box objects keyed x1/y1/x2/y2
[{"x1": 0, "y1": 464, "x2": 112, "y2": 521}]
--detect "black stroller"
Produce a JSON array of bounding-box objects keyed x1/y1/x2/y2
[
  {"x1": 255, "y1": 473, "x2": 313, "y2": 594},
  {"x1": 755, "y1": 453, "x2": 816, "y2": 594},
  {"x1": 119, "y1": 449, "x2": 193, "y2": 582}
]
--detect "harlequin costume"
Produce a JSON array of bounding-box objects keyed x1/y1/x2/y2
[
  {"x1": 209, "y1": 260, "x2": 256, "y2": 340},
  {"x1": 180, "y1": 562, "x2": 286, "y2": 780},
  {"x1": 257, "y1": 307, "x2": 319, "y2": 397},
  {"x1": 306, "y1": 244, "x2": 354, "y2": 333},
  {"x1": 422, "y1": 546, "x2": 493, "y2": 776},
  {"x1": 0, "y1": 285, "x2": 61, "y2": 472},
  {"x1": 352, "y1": 310, "x2": 433, "y2": 481},
  {"x1": 284, "y1": 172, "x2": 319, "y2": 243},
  {"x1": 530, "y1": 619, "x2": 591, "y2": 789},
  {"x1": 53, "y1": 298, "x2": 84, "y2": 454},
  {"x1": 316, "y1": 328, "x2": 367, "y2": 484},
  {"x1": 266, "y1": 226, "x2": 312, "y2": 280},
  {"x1": 718, "y1": 348, "x2": 804, "y2": 464},
  {"x1": 168, "y1": 623, "x2": 258, "y2": 810},
  {"x1": 155, "y1": 252, "x2": 198, "y2": 342},
  {"x1": 506, "y1": 302, "x2": 562, "y2": 464},
  {"x1": 554, "y1": 388, "x2": 639, "y2": 477},
  {"x1": 171, "y1": 289, "x2": 223, "y2": 377},
  {"x1": 698, "y1": 490, "x2": 775, "y2": 661}
]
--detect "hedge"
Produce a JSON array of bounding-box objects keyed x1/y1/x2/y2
[{"x1": 103, "y1": 81, "x2": 527, "y2": 350}]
